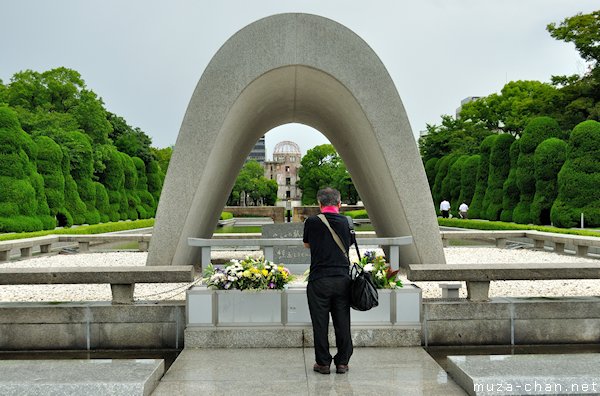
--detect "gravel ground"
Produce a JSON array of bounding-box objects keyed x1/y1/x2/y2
[{"x1": 0, "y1": 247, "x2": 598, "y2": 302}]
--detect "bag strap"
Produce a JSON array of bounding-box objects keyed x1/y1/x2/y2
[{"x1": 317, "y1": 214, "x2": 349, "y2": 260}]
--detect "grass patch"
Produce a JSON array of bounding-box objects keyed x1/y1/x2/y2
[
  {"x1": 213, "y1": 225, "x2": 262, "y2": 234},
  {"x1": 438, "y1": 218, "x2": 600, "y2": 238},
  {"x1": 0, "y1": 219, "x2": 155, "y2": 242}
]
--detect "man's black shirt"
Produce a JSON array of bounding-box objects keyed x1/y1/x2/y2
[{"x1": 303, "y1": 213, "x2": 355, "y2": 282}]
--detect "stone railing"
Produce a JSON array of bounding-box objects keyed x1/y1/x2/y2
[
  {"x1": 441, "y1": 230, "x2": 600, "y2": 256},
  {"x1": 188, "y1": 236, "x2": 413, "y2": 271}
]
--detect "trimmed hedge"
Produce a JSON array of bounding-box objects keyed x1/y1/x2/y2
[
  {"x1": 551, "y1": 120, "x2": 600, "y2": 227},
  {"x1": 483, "y1": 133, "x2": 514, "y2": 220},
  {"x1": 97, "y1": 145, "x2": 126, "y2": 222},
  {"x1": 531, "y1": 138, "x2": 567, "y2": 225},
  {"x1": 133, "y1": 156, "x2": 156, "y2": 218},
  {"x1": 344, "y1": 209, "x2": 368, "y2": 219},
  {"x1": 121, "y1": 152, "x2": 140, "y2": 220},
  {"x1": 513, "y1": 117, "x2": 563, "y2": 224},
  {"x1": 500, "y1": 139, "x2": 521, "y2": 222},
  {"x1": 424, "y1": 157, "x2": 438, "y2": 190},
  {"x1": 0, "y1": 107, "x2": 53, "y2": 232},
  {"x1": 444, "y1": 155, "x2": 469, "y2": 215},
  {"x1": 457, "y1": 155, "x2": 479, "y2": 209},
  {"x1": 438, "y1": 217, "x2": 600, "y2": 237},
  {"x1": 0, "y1": 219, "x2": 155, "y2": 241},
  {"x1": 34, "y1": 136, "x2": 66, "y2": 217},
  {"x1": 469, "y1": 134, "x2": 497, "y2": 219},
  {"x1": 220, "y1": 211, "x2": 234, "y2": 220},
  {"x1": 146, "y1": 159, "x2": 164, "y2": 204},
  {"x1": 432, "y1": 154, "x2": 457, "y2": 211}
]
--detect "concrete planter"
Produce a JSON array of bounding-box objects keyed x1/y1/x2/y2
[
  {"x1": 186, "y1": 284, "x2": 421, "y2": 327},
  {"x1": 395, "y1": 284, "x2": 422, "y2": 325},
  {"x1": 217, "y1": 290, "x2": 282, "y2": 325},
  {"x1": 351, "y1": 289, "x2": 393, "y2": 324}
]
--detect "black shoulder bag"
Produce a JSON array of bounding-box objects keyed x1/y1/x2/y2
[{"x1": 317, "y1": 214, "x2": 379, "y2": 311}]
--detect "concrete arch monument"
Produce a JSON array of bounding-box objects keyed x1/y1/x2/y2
[{"x1": 147, "y1": 13, "x2": 445, "y2": 266}]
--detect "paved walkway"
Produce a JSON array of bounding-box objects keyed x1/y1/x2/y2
[{"x1": 151, "y1": 347, "x2": 466, "y2": 395}]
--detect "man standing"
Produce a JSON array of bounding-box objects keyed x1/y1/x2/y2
[
  {"x1": 303, "y1": 187, "x2": 354, "y2": 375},
  {"x1": 440, "y1": 199, "x2": 451, "y2": 218}
]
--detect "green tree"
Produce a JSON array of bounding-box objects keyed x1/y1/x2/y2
[
  {"x1": 551, "y1": 120, "x2": 600, "y2": 227},
  {"x1": 431, "y1": 154, "x2": 457, "y2": 209},
  {"x1": 513, "y1": 117, "x2": 563, "y2": 224},
  {"x1": 469, "y1": 135, "x2": 497, "y2": 219},
  {"x1": 0, "y1": 107, "x2": 54, "y2": 232},
  {"x1": 444, "y1": 155, "x2": 469, "y2": 216},
  {"x1": 297, "y1": 144, "x2": 343, "y2": 205},
  {"x1": 34, "y1": 135, "x2": 69, "y2": 226},
  {"x1": 228, "y1": 161, "x2": 277, "y2": 206},
  {"x1": 547, "y1": 11, "x2": 600, "y2": 64},
  {"x1": 96, "y1": 145, "x2": 126, "y2": 221},
  {"x1": 419, "y1": 115, "x2": 492, "y2": 163},
  {"x1": 457, "y1": 155, "x2": 480, "y2": 209},
  {"x1": 424, "y1": 157, "x2": 438, "y2": 190},
  {"x1": 70, "y1": 89, "x2": 112, "y2": 145},
  {"x1": 459, "y1": 81, "x2": 562, "y2": 136},
  {"x1": 531, "y1": 138, "x2": 567, "y2": 225},
  {"x1": 500, "y1": 139, "x2": 521, "y2": 222},
  {"x1": 133, "y1": 156, "x2": 156, "y2": 218},
  {"x1": 108, "y1": 112, "x2": 154, "y2": 164},
  {"x1": 483, "y1": 134, "x2": 515, "y2": 220},
  {"x1": 546, "y1": 11, "x2": 600, "y2": 130},
  {"x1": 151, "y1": 146, "x2": 173, "y2": 174}
]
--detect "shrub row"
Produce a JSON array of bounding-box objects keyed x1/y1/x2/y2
[{"x1": 429, "y1": 117, "x2": 600, "y2": 228}]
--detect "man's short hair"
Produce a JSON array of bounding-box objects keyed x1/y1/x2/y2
[{"x1": 317, "y1": 187, "x2": 341, "y2": 206}]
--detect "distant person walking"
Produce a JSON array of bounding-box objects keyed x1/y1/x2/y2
[
  {"x1": 440, "y1": 199, "x2": 451, "y2": 218},
  {"x1": 459, "y1": 202, "x2": 469, "y2": 219}
]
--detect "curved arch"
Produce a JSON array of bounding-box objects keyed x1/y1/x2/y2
[{"x1": 147, "y1": 13, "x2": 445, "y2": 266}]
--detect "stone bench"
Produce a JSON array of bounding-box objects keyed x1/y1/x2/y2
[
  {"x1": 58, "y1": 234, "x2": 152, "y2": 252},
  {"x1": 0, "y1": 236, "x2": 60, "y2": 262},
  {"x1": 440, "y1": 231, "x2": 527, "y2": 248},
  {"x1": 0, "y1": 234, "x2": 153, "y2": 262},
  {"x1": 406, "y1": 262, "x2": 600, "y2": 302},
  {"x1": 0, "y1": 265, "x2": 195, "y2": 304},
  {"x1": 525, "y1": 231, "x2": 600, "y2": 256}
]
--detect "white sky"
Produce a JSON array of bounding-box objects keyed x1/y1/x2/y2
[{"x1": 1, "y1": 1, "x2": 596, "y2": 158}]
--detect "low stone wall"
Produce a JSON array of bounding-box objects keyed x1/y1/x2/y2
[
  {"x1": 0, "y1": 302, "x2": 185, "y2": 350},
  {"x1": 423, "y1": 297, "x2": 600, "y2": 346},
  {"x1": 224, "y1": 206, "x2": 285, "y2": 223},
  {"x1": 293, "y1": 205, "x2": 365, "y2": 222}
]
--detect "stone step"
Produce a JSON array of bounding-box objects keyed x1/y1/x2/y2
[
  {"x1": 0, "y1": 359, "x2": 164, "y2": 396},
  {"x1": 447, "y1": 353, "x2": 600, "y2": 395},
  {"x1": 184, "y1": 325, "x2": 421, "y2": 348}
]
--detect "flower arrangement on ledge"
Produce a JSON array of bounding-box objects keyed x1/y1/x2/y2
[
  {"x1": 357, "y1": 251, "x2": 403, "y2": 289},
  {"x1": 203, "y1": 257, "x2": 294, "y2": 290}
]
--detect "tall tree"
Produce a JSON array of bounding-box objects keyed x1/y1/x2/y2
[
  {"x1": 547, "y1": 11, "x2": 600, "y2": 65},
  {"x1": 459, "y1": 81, "x2": 562, "y2": 137},
  {"x1": 297, "y1": 144, "x2": 342, "y2": 205},
  {"x1": 419, "y1": 115, "x2": 491, "y2": 163}
]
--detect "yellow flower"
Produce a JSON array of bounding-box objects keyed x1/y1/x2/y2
[
  {"x1": 250, "y1": 267, "x2": 259, "y2": 274},
  {"x1": 261, "y1": 269, "x2": 268, "y2": 276},
  {"x1": 243, "y1": 270, "x2": 251, "y2": 278}
]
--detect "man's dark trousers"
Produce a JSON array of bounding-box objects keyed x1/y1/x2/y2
[{"x1": 307, "y1": 275, "x2": 353, "y2": 366}]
